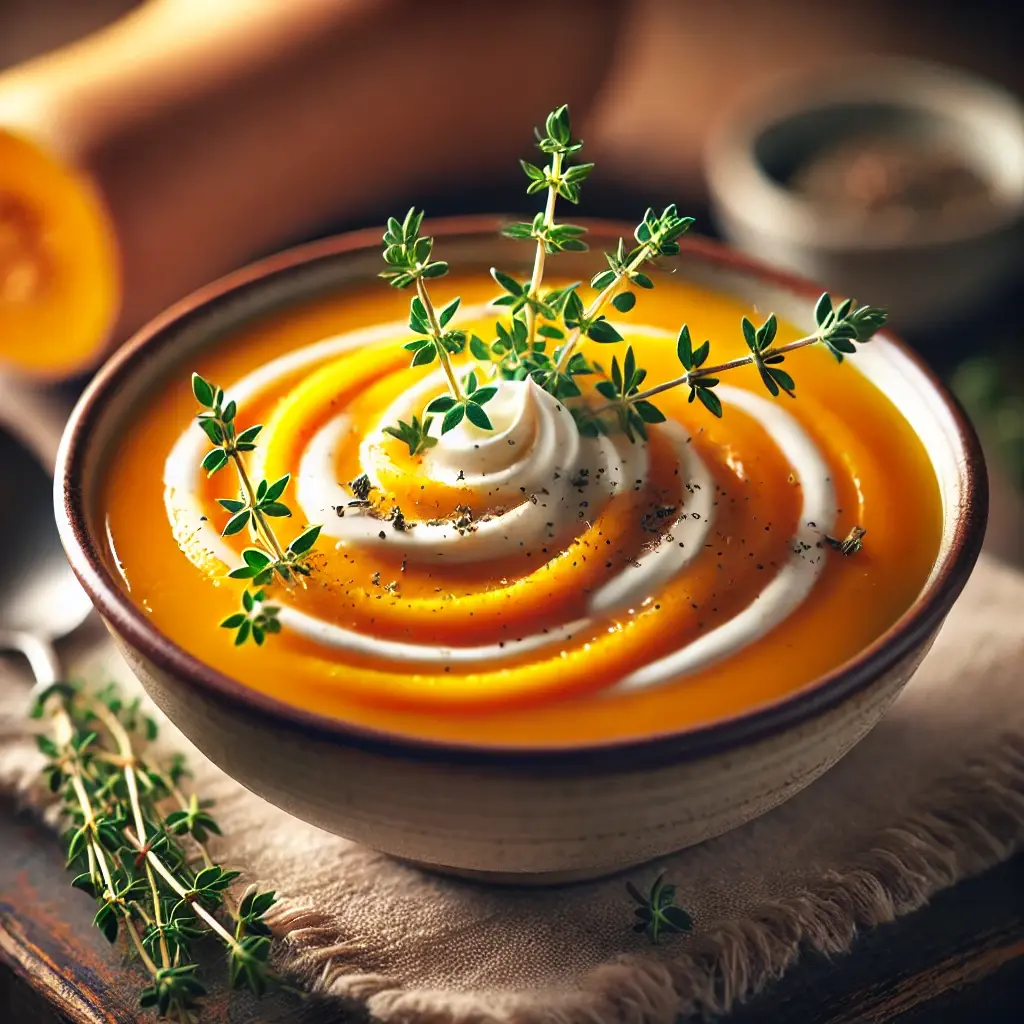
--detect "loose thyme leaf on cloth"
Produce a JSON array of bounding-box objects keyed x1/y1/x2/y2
[{"x1": 2, "y1": 554, "x2": 1023, "y2": 1024}]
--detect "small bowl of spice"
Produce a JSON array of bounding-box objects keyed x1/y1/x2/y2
[{"x1": 705, "y1": 57, "x2": 1024, "y2": 330}]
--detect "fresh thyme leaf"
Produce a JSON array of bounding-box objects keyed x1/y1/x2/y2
[
  {"x1": 426, "y1": 395, "x2": 458, "y2": 414},
  {"x1": 627, "y1": 874, "x2": 693, "y2": 944},
  {"x1": 537, "y1": 324, "x2": 564, "y2": 340},
  {"x1": 676, "y1": 324, "x2": 694, "y2": 370},
  {"x1": 815, "y1": 292, "x2": 833, "y2": 326},
  {"x1": 587, "y1": 318, "x2": 623, "y2": 343},
  {"x1": 235, "y1": 424, "x2": 262, "y2": 450},
  {"x1": 469, "y1": 334, "x2": 491, "y2": 361},
  {"x1": 382, "y1": 415, "x2": 437, "y2": 457},
  {"x1": 222, "y1": 509, "x2": 252, "y2": 536},
  {"x1": 411, "y1": 344, "x2": 437, "y2": 367},
  {"x1": 191, "y1": 372, "x2": 215, "y2": 407},
  {"x1": 438, "y1": 296, "x2": 461, "y2": 327},
  {"x1": 465, "y1": 403, "x2": 493, "y2": 430},
  {"x1": 262, "y1": 474, "x2": 290, "y2": 503},
  {"x1": 259, "y1": 502, "x2": 292, "y2": 518},
  {"x1": 442, "y1": 404, "x2": 466, "y2": 433},
  {"x1": 741, "y1": 316, "x2": 758, "y2": 353},
  {"x1": 288, "y1": 524, "x2": 319, "y2": 557},
  {"x1": 634, "y1": 400, "x2": 665, "y2": 424},
  {"x1": 757, "y1": 313, "x2": 778, "y2": 350},
  {"x1": 491, "y1": 268, "x2": 524, "y2": 296},
  {"x1": 696, "y1": 387, "x2": 723, "y2": 417},
  {"x1": 199, "y1": 418, "x2": 224, "y2": 446},
  {"x1": 202, "y1": 448, "x2": 228, "y2": 476}
]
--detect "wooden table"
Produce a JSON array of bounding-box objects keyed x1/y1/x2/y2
[{"x1": 2, "y1": 806, "x2": 1022, "y2": 1023}]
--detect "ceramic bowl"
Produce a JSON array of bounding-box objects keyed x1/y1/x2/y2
[
  {"x1": 55, "y1": 219, "x2": 987, "y2": 883},
  {"x1": 705, "y1": 57, "x2": 1024, "y2": 330}
]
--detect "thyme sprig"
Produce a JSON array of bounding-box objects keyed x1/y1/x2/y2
[
  {"x1": 382, "y1": 414, "x2": 437, "y2": 456},
  {"x1": 219, "y1": 588, "x2": 281, "y2": 647},
  {"x1": 626, "y1": 874, "x2": 693, "y2": 944},
  {"x1": 32, "y1": 680, "x2": 280, "y2": 1020},
  {"x1": 381, "y1": 208, "x2": 466, "y2": 402},
  {"x1": 191, "y1": 373, "x2": 321, "y2": 643},
  {"x1": 426, "y1": 369, "x2": 499, "y2": 432},
  {"x1": 552, "y1": 204, "x2": 695, "y2": 375},
  {"x1": 500, "y1": 104, "x2": 591, "y2": 349},
  {"x1": 376, "y1": 103, "x2": 888, "y2": 457},
  {"x1": 602, "y1": 294, "x2": 887, "y2": 423}
]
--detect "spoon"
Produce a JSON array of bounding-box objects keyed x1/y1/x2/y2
[{"x1": 0, "y1": 418, "x2": 93, "y2": 697}]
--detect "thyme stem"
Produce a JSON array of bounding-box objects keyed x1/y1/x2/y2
[
  {"x1": 554, "y1": 244, "x2": 650, "y2": 374},
  {"x1": 626, "y1": 332, "x2": 825, "y2": 406},
  {"x1": 56, "y1": 709, "x2": 117, "y2": 901},
  {"x1": 124, "y1": 912, "x2": 161, "y2": 977},
  {"x1": 90, "y1": 701, "x2": 173, "y2": 970},
  {"x1": 138, "y1": 845, "x2": 242, "y2": 952},
  {"x1": 416, "y1": 277, "x2": 463, "y2": 400},
  {"x1": 230, "y1": 452, "x2": 287, "y2": 563},
  {"x1": 524, "y1": 150, "x2": 563, "y2": 347}
]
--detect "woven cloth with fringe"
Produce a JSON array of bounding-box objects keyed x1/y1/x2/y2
[{"x1": 1, "y1": 553, "x2": 1022, "y2": 1023}]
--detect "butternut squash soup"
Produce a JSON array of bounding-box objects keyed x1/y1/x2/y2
[{"x1": 100, "y1": 268, "x2": 942, "y2": 748}]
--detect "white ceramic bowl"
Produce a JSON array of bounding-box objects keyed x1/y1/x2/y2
[{"x1": 56, "y1": 220, "x2": 987, "y2": 882}]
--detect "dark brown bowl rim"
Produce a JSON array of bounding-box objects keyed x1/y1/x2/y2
[{"x1": 56, "y1": 216, "x2": 988, "y2": 772}]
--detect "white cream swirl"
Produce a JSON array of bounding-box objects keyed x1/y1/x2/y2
[
  {"x1": 163, "y1": 311, "x2": 837, "y2": 690},
  {"x1": 296, "y1": 373, "x2": 623, "y2": 563}
]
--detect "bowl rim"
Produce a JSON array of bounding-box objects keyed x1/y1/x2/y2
[
  {"x1": 705, "y1": 55, "x2": 1024, "y2": 254},
  {"x1": 55, "y1": 216, "x2": 988, "y2": 772}
]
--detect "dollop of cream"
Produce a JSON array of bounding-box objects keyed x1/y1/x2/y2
[{"x1": 299, "y1": 374, "x2": 616, "y2": 563}]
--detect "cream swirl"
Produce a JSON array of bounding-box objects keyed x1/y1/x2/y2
[
  {"x1": 295, "y1": 374, "x2": 624, "y2": 563},
  {"x1": 163, "y1": 311, "x2": 837, "y2": 688}
]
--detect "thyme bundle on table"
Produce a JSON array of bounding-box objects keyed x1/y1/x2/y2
[{"x1": 32, "y1": 680, "x2": 282, "y2": 1021}]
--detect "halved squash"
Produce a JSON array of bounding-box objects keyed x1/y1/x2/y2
[{"x1": 0, "y1": 128, "x2": 119, "y2": 378}]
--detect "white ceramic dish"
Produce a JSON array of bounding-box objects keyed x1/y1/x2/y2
[{"x1": 55, "y1": 220, "x2": 987, "y2": 882}]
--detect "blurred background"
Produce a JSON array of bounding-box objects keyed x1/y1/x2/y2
[{"x1": 1, "y1": 0, "x2": 1022, "y2": 555}]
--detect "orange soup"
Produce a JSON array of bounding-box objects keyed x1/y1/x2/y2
[{"x1": 101, "y1": 271, "x2": 941, "y2": 746}]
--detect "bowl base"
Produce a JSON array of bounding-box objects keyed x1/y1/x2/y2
[{"x1": 397, "y1": 856, "x2": 636, "y2": 888}]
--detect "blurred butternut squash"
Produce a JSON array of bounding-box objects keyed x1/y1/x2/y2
[
  {"x1": 0, "y1": 128, "x2": 118, "y2": 378},
  {"x1": 0, "y1": 0, "x2": 621, "y2": 379}
]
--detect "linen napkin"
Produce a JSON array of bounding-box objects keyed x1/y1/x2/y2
[{"x1": 2, "y1": 553, "x2": 1023, "y2": 1024}]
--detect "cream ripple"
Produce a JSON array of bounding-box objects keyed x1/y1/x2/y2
[
  {"x1": 586, "y1": 421, "x2": 715, "y2": 617},
  {"x1": 611, "y1": 383, "x2": 837, "y2": 692},
  {"x1": 164, "y1": 312, "x2": 442, "y2": 574}
]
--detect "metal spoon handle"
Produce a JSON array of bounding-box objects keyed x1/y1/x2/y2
[{"x1": 0, "y1": 629, "x2": 62, "y2": 699}]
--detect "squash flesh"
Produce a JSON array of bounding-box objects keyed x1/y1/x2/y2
[{"x1": 0, "y1": 129, "x2": 119, "y2": 378}]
